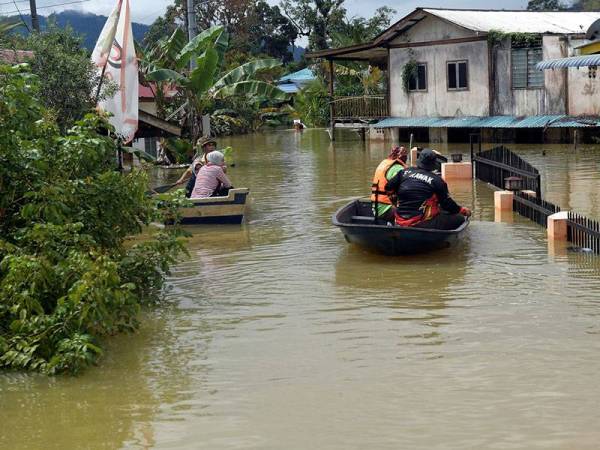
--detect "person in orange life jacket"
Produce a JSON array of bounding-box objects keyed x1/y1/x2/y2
[
  {"x1": 385, "y1": 148, "x2": 471, "y2": 230},
  {"x1": 371, "y1": 146, "x2": 408, "y2": 222}
]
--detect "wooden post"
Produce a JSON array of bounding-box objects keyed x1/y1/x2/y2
[{"x1": 328, "y1": 59, "x2": 335, "y2": 142}]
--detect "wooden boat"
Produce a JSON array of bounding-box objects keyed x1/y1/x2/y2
[
  {"x1": 332, "y1": 199, "x2": 469, "y2": 255},
  {"x1": 177, "y1": 188, "x2": 249, "y2": 225}
]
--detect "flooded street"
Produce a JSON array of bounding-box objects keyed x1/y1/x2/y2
[{"x1": 2, "y1": 130, "x2": 600, "y2": 449}]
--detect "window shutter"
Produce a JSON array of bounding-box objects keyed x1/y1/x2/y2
[
  {"x1": 448, "y1": 62, "x2": 457, "y2": 89},
  {"x1": 527, "y1": 48, "x2": 544, "y2": 87},
  {"x1": 458, "y1": 62, "x2": 468, "y2": 89},
  {"x1": 512, "y1": 48, "x2": 528, "y2": 89}
]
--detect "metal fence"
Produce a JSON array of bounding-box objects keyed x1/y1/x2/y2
[
  {"x1": 513, "y1": 191, "x2": 561, "y2": 228},
  {"x1": 331, "y1": 96, "x2": 388, "y2": 121},
  {"x1": 472, "y1": 144, "x2": 542, "y2": 197},
  {"x1": 567, "y1": 212, "x2": 600, "y2": 254}
]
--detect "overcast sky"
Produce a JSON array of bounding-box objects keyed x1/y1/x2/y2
[{"x1": 1, "y1": 0, "x2": 531, "y2": 25}]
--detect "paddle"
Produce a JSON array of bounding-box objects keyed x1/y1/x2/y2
[{"x1": 148, "y1": 182, "x2": 179, "y2": 195}]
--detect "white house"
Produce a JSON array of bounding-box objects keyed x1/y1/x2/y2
[{"x1": 307, "y1": 8, "x2": 600, "y2": 143}]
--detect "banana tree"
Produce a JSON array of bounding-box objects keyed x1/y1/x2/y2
[{"x1": 145, "y1": 25, "x2": 288, "y2": 142}]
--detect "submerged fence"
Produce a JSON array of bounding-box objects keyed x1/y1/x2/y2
[
  {"x1": 470, "y1": 137, "x2": 599, "y2": 255},
  {"x1": 567, "y1": 212, "x2": 600, "y2": 254},
  {"x1": 512, "y1": 191, "x2": 561, "y2": 228},
  {"x1": 471, "y1": 144, "x2": 541, "y2": 197}
]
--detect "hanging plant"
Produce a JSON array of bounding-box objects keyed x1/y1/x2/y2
[{"x1": 402, "y1": 58, "x2": 418, "y2": 93}]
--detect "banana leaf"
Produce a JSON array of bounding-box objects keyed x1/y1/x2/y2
[
  {"x1": 211, "y1": 59, "x2": 282, "y2": 93},
  {"x1": 189, "y1": 47, "x2": 219, "y2": 94},
  {"x1": 176, "y1": 26, "x2": 224, "y2": 70},
  {"x1": 213, "y1": 80, "x2": 288, "y2": 101}
]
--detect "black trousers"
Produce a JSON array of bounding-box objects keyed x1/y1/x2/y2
[{"x1": 417, "y1": 213, "x2": 466, "y2": 230}]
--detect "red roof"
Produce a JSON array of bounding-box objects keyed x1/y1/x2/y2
[{"x1": 139, "y1": 83, "x2": 178, "y2": 101}]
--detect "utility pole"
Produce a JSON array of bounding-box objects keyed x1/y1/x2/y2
[
  {"x1": 186, "y1": 0, "x2": 197, "y2": 69},
  {"x1": 29, "y1": 0, "x2": 40, "y2": 32}
]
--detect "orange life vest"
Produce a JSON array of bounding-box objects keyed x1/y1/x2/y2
[{"x1": 370, "y1": 158, "x2": 402, "y2": 205}]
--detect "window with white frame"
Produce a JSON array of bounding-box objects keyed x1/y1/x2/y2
[
  {"x1": 447, "y1": 60, "x2": 468, "y2": 90},
  {"x1": 408, "y1": 63, "x2": 427, "y2": 91}
]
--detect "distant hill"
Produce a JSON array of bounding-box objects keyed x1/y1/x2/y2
[
  {"x1": 290, "y1": 45, "x2": 305, "y2": 62},
  {"x1": 6, "y1": 10, "x2": 149, "y2": 50}
]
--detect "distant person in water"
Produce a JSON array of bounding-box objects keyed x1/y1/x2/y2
[
  {"x1": 175, "y1": 136, "x2": 218, "y2": 197},
  {"x1": 385, "y1": 148, "x2": 471, "y2": 230},
  {"x1": 371, "y1": 145, "x2": 408, "y2": 223},
  {"x1": 190, "y1": 151, "x2": 233, "y2": 199}
]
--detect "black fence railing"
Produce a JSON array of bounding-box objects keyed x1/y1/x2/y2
[
  {"x1": 513, "y1": 191, "x2": 561, "y2": 228},
  {"x1": 567, "y1": 212, "x2": 600, "y2": 254},
  {"x1": 469, "y1": 135, "x2": 599, "y2": 255},
  {"x1": 471, "y1": 143, "x2": 541, "y2": 197}
]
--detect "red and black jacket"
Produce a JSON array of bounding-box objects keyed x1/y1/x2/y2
[{"x1": 385, "y1": 167, "x2": 461, "y2": 225}]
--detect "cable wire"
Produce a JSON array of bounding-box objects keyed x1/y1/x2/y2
[{"x1": 1, "y1": 0, "x2": 91, "y2": 15}]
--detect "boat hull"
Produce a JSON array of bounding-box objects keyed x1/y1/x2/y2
[
  {"x1": 333, "y1": 199, "x2": 469, "y2": 255},
  {"x1": 176, "y1": 188, "x2": 249, "y2": 225}
]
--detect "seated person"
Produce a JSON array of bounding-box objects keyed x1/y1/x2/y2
[
  {"x1": 385, "y1": 148, "x2": 471, "y2": 230},
  {"x1": 175, "y1": 136, "x2": 218, "y2": 197},
  {"x1": 371, "y1": 146, "x2": 408, "y2": 222},
  {"x1": 190, "y1": 151, "x2": 233, "y2": 199}
]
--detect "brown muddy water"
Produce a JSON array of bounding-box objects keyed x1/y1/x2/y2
[{"x1": 2, "y1": 130, "x2": 600, "y2": 449}]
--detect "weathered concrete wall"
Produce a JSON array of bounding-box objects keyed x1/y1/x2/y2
[
  {"x1": 567, "y1": 39, "x2": 600, "y2": 115},
  {"x1": 543, "y1": 36, "x2": 568, "y2": 115},
  {"x1": 494, "y1": 36, "x2": 568, "y2": 116},
  {"x1": 390, "y1": 40, "x2": 490, "y2": 117},
  {"x1": 389, "y1": 15, "x2": 474, "y2": 44}
]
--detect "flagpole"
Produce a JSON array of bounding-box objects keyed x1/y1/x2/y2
[{"x1": 94, "y1": 64, "x2": 108, "y2": 105}]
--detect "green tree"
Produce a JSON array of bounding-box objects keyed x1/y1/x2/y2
[
  {"x1": 281, "y1": 0, "x2": 346, "y2": 50},
  {"x1": 0, "y1": 65, "x2": 186, "y2": 374},
  {"x1": 17, "y1": 25, "x2": 107, "y2": 131},
  {"x1": 526, "y1": 0, "x2": 567, "y2": 9},
  {"x1": 248, "y1": 1, "x2": 298, "y2": 61},
  {"x1": 144, "y1": 26, "x2": 287, "y2": 142},
  {"x1": 143, "y1": 0, "x2": 185, "y2": 47}
]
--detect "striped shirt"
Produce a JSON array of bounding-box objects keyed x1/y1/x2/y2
[{"x1": 190, "y1": 164, "x2": 232, "y2": 198}]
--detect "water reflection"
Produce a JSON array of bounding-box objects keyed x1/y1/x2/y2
[{"x1": 2, "y1": 130, "x2": 600, "y2": 449}]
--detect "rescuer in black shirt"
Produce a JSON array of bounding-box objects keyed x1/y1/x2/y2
[{"x1": 385, "y1": 148, "x2": 472, "y2": 229}]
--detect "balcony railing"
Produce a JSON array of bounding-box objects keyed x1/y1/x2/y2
[{"x1": 331, "y1": 96, "x2": 388, "y2": 121}]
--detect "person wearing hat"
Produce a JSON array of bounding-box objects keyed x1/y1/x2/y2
[
  {"x1": 385, "y1": 148, "x2": 471, "y2": 229},
  {"x1": 190, "y1": 151, "x2": 233, "y2": 199},
  {"x1": 175, "y1": 136, "x2": 218, "y2": 197}
]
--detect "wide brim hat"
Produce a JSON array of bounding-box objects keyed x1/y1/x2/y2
[{"x1": 197, "y1": 136, "x2": 217, "y2": 148}]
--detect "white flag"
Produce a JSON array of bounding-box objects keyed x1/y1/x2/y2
[{"x1": 91, "y1": 0, "x2": 138, "y2": 143}]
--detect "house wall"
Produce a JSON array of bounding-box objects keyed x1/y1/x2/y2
[
  {"x1": 567, "y1": 39, "x2": 600, "y2": 115},
  {"x1": 389, "y1": 40, "x2": 490, "y2": 117},
  {"x1": 387, "y1": 13, "x2": 600, "y2": 119},
  {"x1": 389, "y1": 15, "x2": 475, "y2": 45},
  {"x1": 389, "y1": 15, "x2": 490, "y2": 117},
  {"x1": 492, "y1": 36, "x2": 567, "y2": 116}
]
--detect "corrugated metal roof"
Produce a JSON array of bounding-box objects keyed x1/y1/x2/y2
[
  {"x1": 278, "y1": 68, "x2": 316, "y2": 83},
  {"x1": 374, "y1": 115, "x2": 600, "y2": 129},
  {"x1": 537, "y1": 54, "x2": 600, "y2": 70},
  {"x1": 276, "y1": 83, "x2": 300, "y2": 94},
  {"x1": 423, "y1": 9, "x2": 600, "y2": 34}
]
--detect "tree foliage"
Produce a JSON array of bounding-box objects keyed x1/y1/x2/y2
[
  {"x1": 526, "y1": 0, "x2": 567, "y2": 9},
  {"x1": 10, "y1": 25, "x2": 110, "y2": 131},
  {"x1": 0, "y1": 65, "x2": 186, "y2": 374},
  {"x1": 281, "y1": 0, "x2": 346, "y2": 50},
  {"x1": 143, "y1": 25, "x2": 287, "y2": 142}
]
